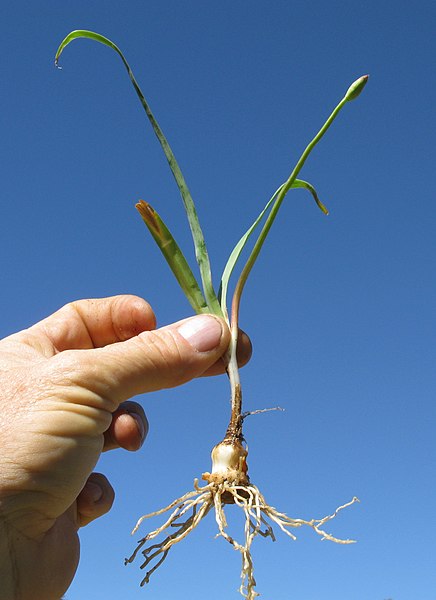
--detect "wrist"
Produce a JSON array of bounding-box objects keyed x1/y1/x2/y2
[{"x1": 0, "y1": 516, "x2": 19, "y2": 600}]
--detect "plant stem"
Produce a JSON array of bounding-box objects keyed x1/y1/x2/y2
[
  {"x1": 225, "y1": 95, "x2": 350, "y2": 435},
  {"x1": 231, "y1": 95, "x2": 348, "y2": 332},
  {"x1": 224, "y1": 328, "x2": 244, "y2": 442}
]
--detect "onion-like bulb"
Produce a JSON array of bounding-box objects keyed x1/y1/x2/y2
[{"x1": 202, "y1": 439, "x2": 249, "y2": 485}]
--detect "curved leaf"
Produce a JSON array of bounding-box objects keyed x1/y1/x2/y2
[
  {"x1": 219, "y1": 179, "x2": 327, "y2": 313},
  {"x1": 55, "y1": 30, "x2": 222, "y2": 316}
]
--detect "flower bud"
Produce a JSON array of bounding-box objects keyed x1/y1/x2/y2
[{"x1": 345, "y1": 75, "x2": 369, "y2": 101}]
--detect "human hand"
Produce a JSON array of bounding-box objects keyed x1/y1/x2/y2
[{"x1": 0, "y1": 295, "x2": 251, "y2": 600}]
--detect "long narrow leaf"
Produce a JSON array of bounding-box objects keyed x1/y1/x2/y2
[
  {"x1": 219, "y1": 179, "x2": 327, "y2": 314},
  {"x1": 136, "y1": 201, "x2": 208, "y2": 314},
  {"x1": 219, "y1": 184, "x2": 284, "y2": 316},
  {"x1": 55, "y1": 30, "x2": 222, "y2": 315}
]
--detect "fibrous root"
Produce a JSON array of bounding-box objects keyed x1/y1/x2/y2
[{"x1": 125, "y1": 473, "x2": 359, "y2": 600}]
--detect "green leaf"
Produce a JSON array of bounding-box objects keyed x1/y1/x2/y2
[
  {"x1": 219, "y1": 184, "x2": 284, "y2": 315},
  {"x1": 55, "y1": 30, "x2": 222, "y2": 316},
  {"x1": 291, "y1": 179, "x2": 329, "y2": 215},
  {"x1": 219, "y1": 179, "x2": 327, "y2": 313},
  {"x1": 136, "y1": 201, "x2": 208, "y2": 314}
]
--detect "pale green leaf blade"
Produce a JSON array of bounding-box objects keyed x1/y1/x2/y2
[
  {"x1": 219, "y1": 179, "x2": 326, "y2": 313},
  {"x1": 219, "y1": 184, "x2": 284, "y2": 315}
]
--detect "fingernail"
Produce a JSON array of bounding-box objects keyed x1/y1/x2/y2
[
  {"x1": 131, "y1": 412, "x2": 147, "y2": 446},
  {"x1": 177, "y1": 315, "x2": 223, "y2": 352},
  {"x1": 87, "y1": 481, "x2": 103, "y2": 503}
]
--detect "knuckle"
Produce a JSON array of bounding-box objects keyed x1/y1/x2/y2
[{"x1": 137, "y1": 329, "x2": 189, "y2": 383}]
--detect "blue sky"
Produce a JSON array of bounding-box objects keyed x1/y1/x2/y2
[{"x1": 1, "y1": 1, "x2": 436, "y2": 598}]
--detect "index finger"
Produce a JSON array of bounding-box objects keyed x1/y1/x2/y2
[{"x1": 32, "y1": 295, "x2": 156, "y2": 352}]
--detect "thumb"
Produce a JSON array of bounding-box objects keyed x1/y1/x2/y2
[{"x1": 65, "y1": 314, "x2": 231, "y2": 404}]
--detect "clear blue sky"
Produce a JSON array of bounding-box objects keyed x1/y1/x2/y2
[{"x1": 1, "y1": 1, "x2": 435, "y2": 599}]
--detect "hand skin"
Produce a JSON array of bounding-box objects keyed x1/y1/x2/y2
[{"x1": 0, "y1": 295, "x2": 251, "y2": 600}]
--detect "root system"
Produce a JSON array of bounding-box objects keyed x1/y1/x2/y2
[{"x1": 125, "y1": 474, "x2": 358, "y2": 600}]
